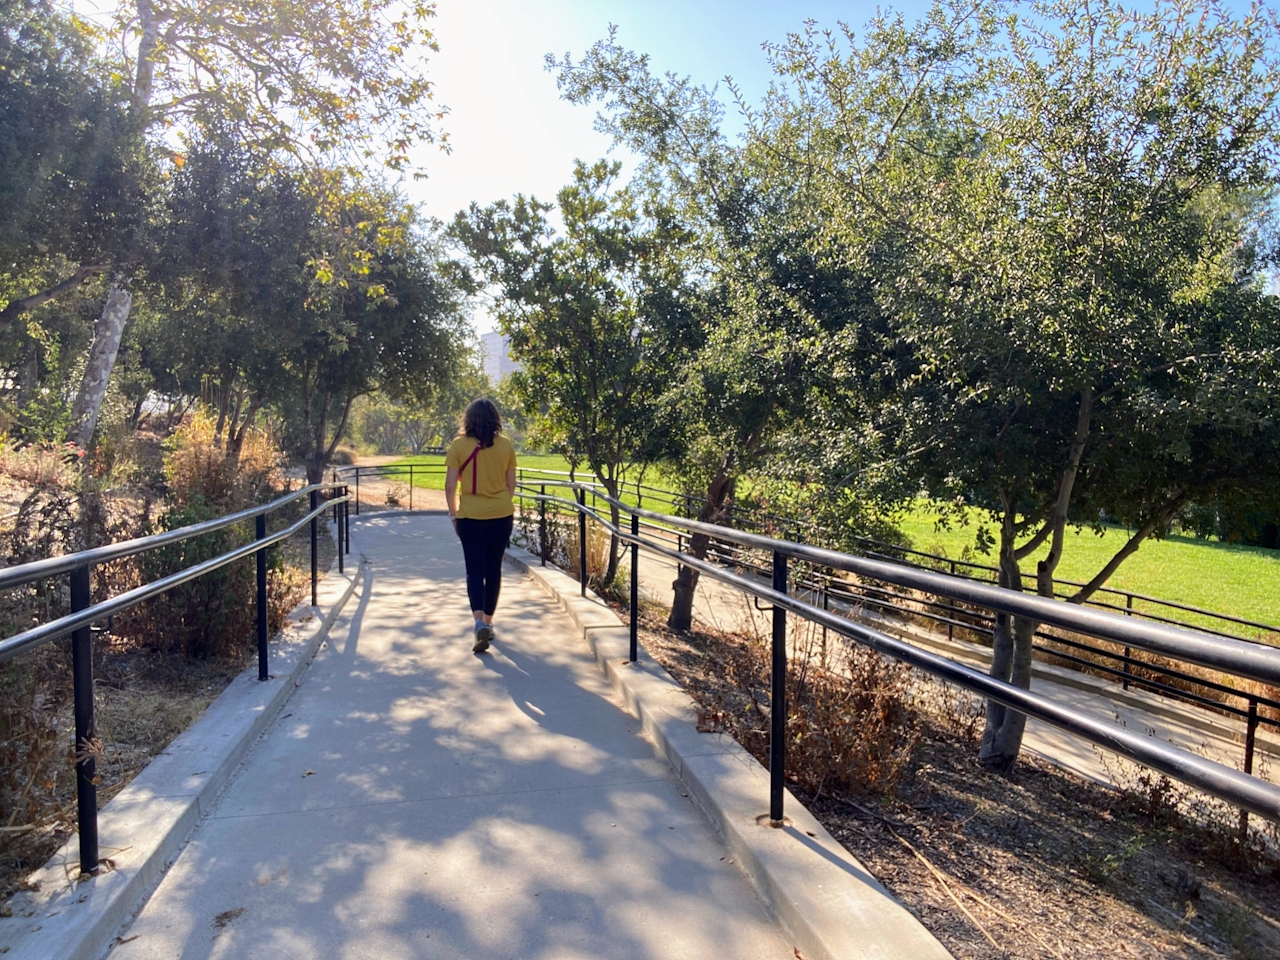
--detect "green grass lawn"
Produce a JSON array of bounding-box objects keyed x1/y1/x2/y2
[
  {"x1": 380, "y1": 451, "x2": 578, "y2": 490},
  {"x1": 381, "y1": 452, "x2": 677, "y2": 507},
  {"x1": 373, "y1": 454, "x2": 1277, "y2": 634},
  {"x1": 894, "y1": 502, "x2": 1280, "y2": 637}
]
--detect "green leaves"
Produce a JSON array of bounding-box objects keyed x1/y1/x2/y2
[{"x1": 107, "y1": 0, "x2": 446, "y2": 172}]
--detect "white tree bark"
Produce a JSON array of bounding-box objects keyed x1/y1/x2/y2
[{"x1": 69, "y1": 282, "x2": 132, "y2": 449}]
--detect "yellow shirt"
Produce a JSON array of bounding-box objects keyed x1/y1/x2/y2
[{"x1": 446, "y1": 434, "x2": 517, "y2": 519}]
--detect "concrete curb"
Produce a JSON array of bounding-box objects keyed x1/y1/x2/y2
[
  {"x1": 506, "y1": 548, "x2": 953, "y2": 960},
  {"x1": 0, "y1": 554, "x2": 367, "y2": 960}
]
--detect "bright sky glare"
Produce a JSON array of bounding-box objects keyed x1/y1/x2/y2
[{"x1": 411, "y1": 1, "x2": 934, "y2": 332}]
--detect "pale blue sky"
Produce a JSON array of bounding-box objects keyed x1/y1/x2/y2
[
  {"x1": 408, "y1": 1, "x2": 934, "y2": 220},
  {"x1": 411, "y1": 1, "x2": 935, "y2": 331}
]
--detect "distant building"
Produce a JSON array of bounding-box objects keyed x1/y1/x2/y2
[{"x1": 480, "y1": 330, "x2": 520, "y2": 385}]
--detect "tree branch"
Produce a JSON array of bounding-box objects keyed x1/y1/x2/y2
[
  {"x1": 1068, "y1": 493, "x2": 1185, "y2": 604},
  {"x1": 1013, "y1": 518, "x2": 1053, "y2": 561},
  {"x1": 0, "y1": 265, "x2": 110, "y2": 329},
  {"x1": 1036, "y1": 385, "x2": 1095, "y2": 594}
]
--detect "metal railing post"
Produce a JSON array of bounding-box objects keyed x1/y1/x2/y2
[
  {"x1": 70, "y1": 564, "x2": 98, "y2": 875},
  {"x1": 256, "y1": 515, "x2": 269, "y2": 681},
  {"x1": 355, "y1": 471, "x2": 360, "y2": 516},
  {"x1": 538, "y1": 485, "x2": 548, "y2": 566},
  {"x1": 344, "y1": 487, "x2": 350, "y2": 554},
  {"x1": 310, "y1": 488, "x2": 318, "y2": 606},
  {"x1": 630, "y1": 512, "x2": 639, "y2": 662},
  {"x1": 578, "y1": 488, "x2": 588, "y2": 597},
  {"x1": 409, "y1": 464, "x2": 414, "y2": 511},
  {"x1": 948, "y1": 561, "x2": 956, "y2": 642},
  {"x1": 771, "y1": 549, "x2": 787, "y2": 823},
  {"x1": 336, "y1": 490, "x2": 345, "y2": 575},
  {"x1": 822, "y1": 584, "x2": 829, "y2": 652},
  {"x1": 1123, "y1": 596, "x2": 1134, "y2": 690},
  {"x1": 1241, "y1": 698, "x2": 1260, "y2": 838}
]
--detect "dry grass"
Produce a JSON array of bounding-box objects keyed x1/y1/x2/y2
[
  {"x1": 0, "y1": 646, "x2": 242, "y2": 901},
  {"x1": 629, "y1": 605, "x2": 1280, "y2": 960},
  {"x1": 0, "y1": 516, "x2": 326, "y2": 904}
]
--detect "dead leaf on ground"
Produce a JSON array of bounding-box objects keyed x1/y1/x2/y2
[
  {"x1": 301, "y1": 769, "x2": 316, "y2": 778},
  {"x1": 212, "y1": 907, "x2": 245, "y2": 929}
]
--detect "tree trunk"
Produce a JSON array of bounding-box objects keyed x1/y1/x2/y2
[
  {"x1": 69, "y1": 282, "x2": 132, "y2": 450},
  {"x1": 225, "y1": 395, "x2": 261, "y2": 464},
  {"x1": 127, "y1": 395, "x2": 147, "y2": 430},
  {"x1": 978, "y1": 388, "x2": 1097, "y2": 773},
  {"x1": 979, "y1": 611, "x2": 1040, "y2": 774},
  {"x1": 304, "y1": 391, "x2": 357, "y2": 484},
  {"x1": 212, "y1": 378, "x2": 234, "y2": 448},
  {"x1": 16, "y1": 342, "x2": 41, "y2": 411},
  {"x1": 600, "y1": 473, "x2": 621, "y2": 586},
  {"x1": 667, "y1": 467, "x2": 734, "y2": 632},
  {"x1": 133, "y1": 0, "x2": 158, "y2": 109},
  {"x1": 225, "y1": 384, "x2": 245, "y2": 449}
]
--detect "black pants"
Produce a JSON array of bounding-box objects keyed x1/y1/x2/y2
[{"x1": 456, "y1": 515, "x2": 514, "y2": 616}]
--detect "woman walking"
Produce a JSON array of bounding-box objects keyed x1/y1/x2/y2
[{"x1": 445, "y1": 398, "x2": 518, "y2": 653}]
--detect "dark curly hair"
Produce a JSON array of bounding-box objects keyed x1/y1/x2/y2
[{"x1": 459, "y1": 398, "x2": 502, "y2": 448}]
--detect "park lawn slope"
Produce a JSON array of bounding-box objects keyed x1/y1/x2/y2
[
  {"x1": 387, "y1": 453, "x2": 677, "y2": 507},
  {"x1": 895, "y1": 502, "x2": 1280, "y2": 638},
  {"x1": 385, "y1": 452, "x2": 576, "y2": 490},
  {"x1": 384, "y1": 457, "x2": 1277, "y2": 636}
]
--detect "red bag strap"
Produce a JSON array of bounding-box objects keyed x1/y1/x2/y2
[{"x1": 459, "y1": 442, "x2": 483, "y2": 495}]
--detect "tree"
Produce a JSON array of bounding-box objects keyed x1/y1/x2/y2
[
  {"x1": 145, "y1": 131, "x2": 316, "y2": 460},
  {"x1": 280, "y1": 179, "x2": 466, "y2": 482},
  {"x1": 551, "y1": 34, "x2": 882, "y2": 628},
  {"x1": 758, "y1": 0, "x2": 1280, "y2": 770},
  {"x1": 352, "y1": 355, "x2": 488, "y2": 454},
  {"x1": 146, "y1": 129, "x2": 467, "y2": 478},
  {"x1": 452, "y1": 160, "x2": 695, "y2": 585},
  {"x1": 0, "y1": 1, "x2": 153, "y2": 438},
  {"x1": 3, "y1": 0, "x2": 448, "y2": 450}
]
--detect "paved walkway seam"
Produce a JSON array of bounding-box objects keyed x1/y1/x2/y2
[
  {"x1": 0, "y1": 555, "x2": 367, "y2": 960},
  {"x1": 507, "y1": 547, "x2": 954, "y2": 960}
]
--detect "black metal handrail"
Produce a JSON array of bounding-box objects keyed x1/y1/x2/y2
[
  {"x1": 0, "y1": 482, "x2": 354, "y2": 876},
  {"x1": 515, "y1": 479, "x2": 1280, "y2": 829},
  {"x1": 353, "y1": 460, "x2": 1279, "y2": 758},
  {"x1": 350, "y1": 456, "x2": 1272, "y2": 644},
  {"x1": 510, "y1": 470, "x2": 1280, "y2": 741},
  {"x1": 0, "y1": 487, "x2": 331, "y2": 593},
  {"x1": 514, "y1": 466, "x2": 1280, "y2": 642},
  {"x1": 333, "y1": 462, "x2": 447, "y2": 513},
  {"x1": 697, "y1": 538, "x2": 1280, "y2": 721}
]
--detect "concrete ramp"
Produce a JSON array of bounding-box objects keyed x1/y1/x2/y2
[{"x1": 109, "y1": 513, "x2": 792, "y2": 960}]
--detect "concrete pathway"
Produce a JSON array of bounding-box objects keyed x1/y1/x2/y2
[{"x1": 111, "y1": 514, "x2": 791, "y2": 960}]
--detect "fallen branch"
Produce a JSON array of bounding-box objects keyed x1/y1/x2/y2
[{"x1": 887, "y1": 824, "x2": 1005, "y2": 953}]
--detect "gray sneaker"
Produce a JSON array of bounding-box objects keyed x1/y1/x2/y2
[{"x1": 473, "y1": 624, "x2": 492, "y2": 653}]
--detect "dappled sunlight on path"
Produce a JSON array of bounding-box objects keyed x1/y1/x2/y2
[{"x1": 111, "y1": 514, "x2": 788, "y2": 960}]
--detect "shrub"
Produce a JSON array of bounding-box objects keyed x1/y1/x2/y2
[
  {"x1": 0, "y1": 442, "x2": 81, "y2": 488},
  {"x1": 0, "y1": 647, "x2": 73, "y2": 890},
  {"x1": 163, "y1": 412, "x2": 282, "y2": 511},
  {"x1": 115, "y1": 415, "x2": 301, "y2": 659},
  {"x1": 123, "y1": 497, "x2": 255, "y2": 659},
  {"x1": 685, "y1": 614, "x2": 920, "y2": 799}
]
